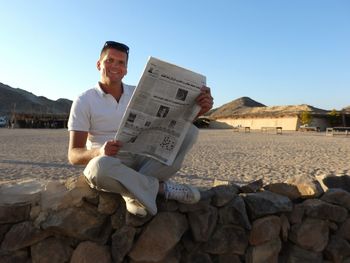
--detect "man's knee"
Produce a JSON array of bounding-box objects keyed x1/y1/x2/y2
[
  {"x1": 177, "y1": 124, "x2": 198, "y2": 157},
  {"x1": 184, "y1": 124, "x2": 199, "y2": 146},
  {"x1": 84, "y1": 156, "x2": 122, "y2": 185}
]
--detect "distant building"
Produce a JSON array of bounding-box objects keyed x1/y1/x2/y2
[
  {"x1": 209, "y1": 104, "x2": 331, "y2": 131},
  {"x1": 9, "y1": 113, "x2": 69, "y2": 128}
]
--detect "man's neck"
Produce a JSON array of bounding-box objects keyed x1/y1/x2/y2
[{"x1": 99, "y1": 81, "x2": 123, "y2": 102}]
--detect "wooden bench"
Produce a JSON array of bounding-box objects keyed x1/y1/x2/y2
[
  {"x1": 299, "y1": 126, "x2": 320, "y2": 132},
  {"x1": 233, "y1": 126, "x2": 250, "y2": 133},
  {"x1": 326, "y1": 127, "x2": 350, "y2": 136},
  {"x1": 261, "y1": 127, "x2": 282, "y2": 135}
]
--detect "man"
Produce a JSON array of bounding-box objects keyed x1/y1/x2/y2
[{"x1": 68, "y1": 41, "x2": 213, "y2": 217}]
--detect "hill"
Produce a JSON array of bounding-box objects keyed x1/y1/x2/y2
[
  {"x1": 208, "y1": 97, "x2": 266, "y2": 118},
  {"x1": 208, "y1": 97, "x2": 328, "y2": 119},
  {"x1": 0, "y1": 82, "x2": 72, "y2": 116}
]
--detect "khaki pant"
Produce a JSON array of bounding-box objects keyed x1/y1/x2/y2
[{"x1": 84, "y1": 125, "x2": 198, "y2": 215}]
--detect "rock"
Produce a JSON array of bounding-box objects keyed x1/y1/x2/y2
[
  {"x1": 182, "y1": 252, "x2": 213, "y2": 263},
  {"x1": 70, "y1": 241, "x2": 112, "y2": 263},
  {"x1": 213, "y1": 178, "x2": 230, "y2": 187},
  {"x1": 288, "y1": 204, "x2": 304, "y2": 224},
  {"x1": 40, "y1": 181, "x2": 71, "y2": 211},
  {"x1": 130, "y1": 245, "x2": 181, "y2": 263},
  {"x1": 211, "y1": 184, "x2": 239, "y2": 207},
  {"x1": 303, "y1": 199, "x2": 348, "y2": 223},
  {"x1": 265, "y1": 183, "x2": 302, "y2": 200},
  {"x1": 0, "y1": 179, "x2": 44, "y2": 205},
  {"x1": 202, "y1": 225, "x2": 248, "y2": 255},
  {"x1": 0, "y1": 224, "x2": 12, "y2": 243},
  {"x1": 249, "y1": 216, "x2": 281, "y2": 246},
  {"x1": 2, "y1": 176, "x2": 350, "y2": 262},
  {"x1": 324, "y1": 235, "x2": 350, "y2": 263},
  {"x1": 286, "y1": 175, "x2": 323, "y2": 198},
  {"x1": 219, "y1": 196, "x2": 251, "y2": 230},
  {"x1": 41, "y1": 177, "x2": 97, "y2": 211},
  {"x1": 217, "y1": 253, "x2": 242, "y2": 263},
  {"x1": 265, "y1": 180, "x2": 322, "y2": 200},
  {"x1": 246, "y1": 238, "x2": 281, "y2": 263},
  {"x1": 289, "y1": 218, "x2": 329, "y2": 252},
  {"x1": 280, "y1": 214, "x2": 290, "y2": 242},
  {"x1": 243, "y1": 191, "x2": 293, "y2": 220},
  {"x1": 31, "y1": 236, "x2": 74, "y2": 263},
  {"x1": 30, "y1": 205, "x2": 41, "y2": 220},
  {"x1": 241, "y1": 179, "x2": 263, "y2": 193},
  {"x1": 1, "y1": 221, "x2": 51, "y2": 251},
  {"x1": 200, "y1": 189, "x2": 216, "y2": 200},
  {"x1": 156, "y1": 197, "x2": 179, "y2": 212},
  {"x1": 316, "y1": 174, "x2": 350, "y2": 192},
  {"x1": 181, "y1": 231, "x2": 202, "y2": 253},
  {"x1": 178, "y1": 198, "x2": 212, "y2": 213},
  {"x1": 321, "y1": 188, "x2": 350, "y2": 210},
  {"x1": 98, "y1": 192, "x2": 121, "y2": 215},
  {"x1": 0, "y1": 203, "x2": 31, "y2": 224},
  {"x1": 41, "y1": 203, "x2": 111, "y2": 243},
  {"x1": 110, "y1": 204, "x2": 126, "y2": 230},
  {"x1": 0, "y1": 249, "x2": 29, "y2": 263},
  {"x1": 111, "y1": 226, "x2": 137, "y2": 263},
  {"x1": 125, "y1": 211, "x2": 153, "y2": 227},
  {"x1": 282, "y1": 244, "x2": 323, "y2": 263},
  {"x1": 128, "y1": 212, "x2": 188, "y2": 262},
  {"x1": 187, "y1": 205, "x2": 218, "y2": 242},
  {"x1": 338, "y1": 218, "x2": 350, "y2": 241}
]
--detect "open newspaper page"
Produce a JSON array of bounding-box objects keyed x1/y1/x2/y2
[{"x1": 115, "y1": 57, "x2": 206, "y2": 165}]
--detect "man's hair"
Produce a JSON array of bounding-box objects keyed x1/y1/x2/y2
[{"x1": 100, "y1": 41, "x2": 129, "y2": 60}]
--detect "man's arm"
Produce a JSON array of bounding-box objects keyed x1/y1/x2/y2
[
  {"x1": 68, "y1": 130, "x2": 124, "y2": 165},
  {"x1": 68, "y1": 131, "x2": 100, "y2": 165}
]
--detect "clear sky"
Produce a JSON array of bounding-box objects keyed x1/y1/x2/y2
[{"x1": 0, "y1": 0, "x2": 349, "y2": 110}]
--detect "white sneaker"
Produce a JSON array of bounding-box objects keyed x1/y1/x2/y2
[
  {"x1": 122, "y1": 196, "x2": 147, "y2": 217},
  {"x1": 164, "y1": 181, "x2": 201, "y2": 204}
]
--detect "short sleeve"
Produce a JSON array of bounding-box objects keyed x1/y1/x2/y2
[{"x1": 68, "y1": 96, "x2": 90, "y2": 132}]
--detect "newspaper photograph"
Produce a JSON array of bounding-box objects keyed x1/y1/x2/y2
[{"x1": 115, "y1": 57, "x2": 206, "y2": 165}]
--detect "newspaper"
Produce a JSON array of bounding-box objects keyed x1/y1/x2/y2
[{"x1": 115, "y1": 57, "x2": 206, "y2": 165}]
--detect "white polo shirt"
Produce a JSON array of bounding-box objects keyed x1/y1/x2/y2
[{"x1": 68, "y1": 83, "x2": 135, "y2": 149}]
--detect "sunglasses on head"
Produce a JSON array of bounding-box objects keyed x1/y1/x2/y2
[{"x1": 104, "y1": 41, "x2": 129, "y2": 54}]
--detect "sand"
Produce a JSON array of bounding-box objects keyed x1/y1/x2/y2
[{"x1": 0, "y1": 128, "x2": 349, "y2": 189}]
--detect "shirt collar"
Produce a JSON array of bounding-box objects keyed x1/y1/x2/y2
[
  {"x1": 94, "y1": 84, "x2": 106, "y2": 98},
  {"x1": 94, "y1": 82, "x2": 133, "y2": 98}
]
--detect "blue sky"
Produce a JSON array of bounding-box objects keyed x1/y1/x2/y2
[{"x1": 0, "y1": 0, "x2": 349, "y2": 110}]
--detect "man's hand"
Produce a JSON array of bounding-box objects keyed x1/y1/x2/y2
[
  {"x1": 68, "y1": 131, "x2": 123, "y2": 165},
  {"x1": 196, "y1": 86, "x2": 214, "y2": 117},
  {"x1": 100, "y1": 140, "x2": 123, "y2": 156}
]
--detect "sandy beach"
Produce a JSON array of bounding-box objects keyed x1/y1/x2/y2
[{"x1": 0, "y1": 128, "x2": 349, "y2": 189}]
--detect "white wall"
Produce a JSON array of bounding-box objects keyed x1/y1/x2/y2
[{"x1": 211, "y1": 116, "x2": 299, "y2": 130}]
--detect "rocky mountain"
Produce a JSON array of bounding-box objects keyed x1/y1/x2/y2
[
  {"x1": 207, "y1": 97, "x2": 266, "y2": 118},
  {"x1": 208, "y1": 97, "x2": 329, "y2": 119},
  {"x1": 0, "y1": 82, "x2": 72, "y2": 116}
]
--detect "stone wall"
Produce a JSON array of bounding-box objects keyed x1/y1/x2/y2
[{"x1": 1, "y1": 175, "x2": 350, "y2": 263}]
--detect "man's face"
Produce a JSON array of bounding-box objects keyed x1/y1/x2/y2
[{"x1": 97, "y1": 48, "x2": 128, "y2": 85}]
